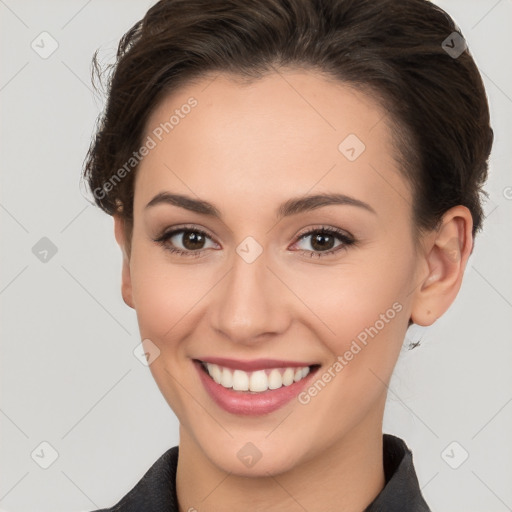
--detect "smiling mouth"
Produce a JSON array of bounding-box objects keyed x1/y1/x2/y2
[{"x1": 195, "y1": 359, "x2": 321, "y2": 393}]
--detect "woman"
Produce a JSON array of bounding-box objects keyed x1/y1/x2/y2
[{"x1": 83, "y1": 0, "x2": 493, "y2": 510}]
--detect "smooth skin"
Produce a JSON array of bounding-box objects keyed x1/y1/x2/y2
[{"x1": 113, "y1": 69, "x2": 473, "y2": 512}]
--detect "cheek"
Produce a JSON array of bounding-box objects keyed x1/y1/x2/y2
[
  {"x1": 288, "y1": 252, "x2": 415, "y2": 421},
  {"x1": 128, "y1": 243, "x2": 216, "y2": 343},
  {"x1": 131, "y1": 268, "x2": 187, "y2": 341},
  {"x1": 291, "y1": 247, "x2": 413, "y2": 347}
]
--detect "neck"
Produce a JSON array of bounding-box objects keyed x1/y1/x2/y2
[{"x1": 176, "y1": 414, "x2": 386, "y2": 512}]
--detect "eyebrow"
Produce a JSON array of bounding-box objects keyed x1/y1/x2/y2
[{"x1": 145, "y1": 191, "x2": 376, "y2": 218}]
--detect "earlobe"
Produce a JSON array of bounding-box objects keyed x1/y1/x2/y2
[
  {"x1": 410, "y1": 206, "x2": 473, "y2": 326},
  {"x1": 113, "y1": 215, "x2": 135, "y2": 309}
]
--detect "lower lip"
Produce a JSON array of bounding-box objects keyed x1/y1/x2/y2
[{"x1": 194, "y1": 360, "x2": 319, "y2": 416}]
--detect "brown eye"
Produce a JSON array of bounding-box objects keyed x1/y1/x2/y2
[
  {"x1": 309, "y1": 232, "x2": 337, "y2": 251},
  {"x1": 179, "y1": 230, "x2": 207, "y2": 250},
  {"x1": 293, "y1": 227, "x2": 355, "y2": 258},
  {"x1": 154, "y1": 226, "x2": 218, "y2": 257}
]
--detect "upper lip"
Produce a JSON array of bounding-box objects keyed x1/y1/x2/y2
[{"x1": 195, "y1": 357, "x2": 318, "y2": 372}]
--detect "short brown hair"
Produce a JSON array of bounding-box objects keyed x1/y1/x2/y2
[{"x1": 83, "y1": 0, "x2": 493, "y2": 251}]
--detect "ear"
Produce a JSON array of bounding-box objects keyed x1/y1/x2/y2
[
  {"x1": 113, "y1": 215, "x2": 134, "y2": 309},
  {"x1": 410, "y1": 206, "x2": 473, "y2": 326}
]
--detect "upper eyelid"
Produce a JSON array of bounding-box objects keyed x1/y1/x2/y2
[
  {"x1": 158, "y1": 225, "x2": 218, "y2": 243},
  {"x1": 295, "y1": 225, "x2": 353, "y2": 239}
]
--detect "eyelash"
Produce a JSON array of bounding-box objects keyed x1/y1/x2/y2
[{"x1": 153, "y1": 224, "x2": 356, "y2": 259}]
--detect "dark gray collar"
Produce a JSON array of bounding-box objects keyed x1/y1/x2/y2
[{"x1": 364, "y1": 434, "x2": 431, "y2": 511}]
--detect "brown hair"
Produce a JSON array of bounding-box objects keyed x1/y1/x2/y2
[{"x1": 82, "y1": 0, "x2": 493, "y2": 255}]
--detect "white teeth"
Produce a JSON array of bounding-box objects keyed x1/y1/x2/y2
[
  {"x1": 249, "y1": 370, "x2": 268, "y2": 392},
  {"x1": 232, "y1": 369, "x2": 249, "y2": 391},
  {"x1": 202, "y1": 362, "x2": 313, "y2": 393},
  {"x1": 207, "y1": 363, "x2": 222, "y2": 384},
  {"x1": 268, "y1": 369, "x2": 282, "y2": 390},
  {"x1": 220, "y1": 367, "x2": 233, "y2": 388},
  {"x1": 282, "y1": 367, "x2": 295, "y2": 386}
]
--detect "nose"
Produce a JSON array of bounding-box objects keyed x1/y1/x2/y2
[{"x1": 211, "y1": 246, "x2": 291, "y2": 346}]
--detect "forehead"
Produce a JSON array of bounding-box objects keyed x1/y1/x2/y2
[{"x1": 134, "y1": 70, "x2": 410, "y2": 217}]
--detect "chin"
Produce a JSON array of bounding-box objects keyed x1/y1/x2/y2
[{"x1": 203, "y1": 440, "x2": 302, "y2": 478}]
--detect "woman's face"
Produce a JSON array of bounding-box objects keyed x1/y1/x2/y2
[{"x1": 117, "y1": 70, "x2": 426, "y2": 475}]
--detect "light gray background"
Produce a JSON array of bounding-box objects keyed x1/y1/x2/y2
[{"x1": 1, "y1": 1, "x2": 511, "y2": 511}]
